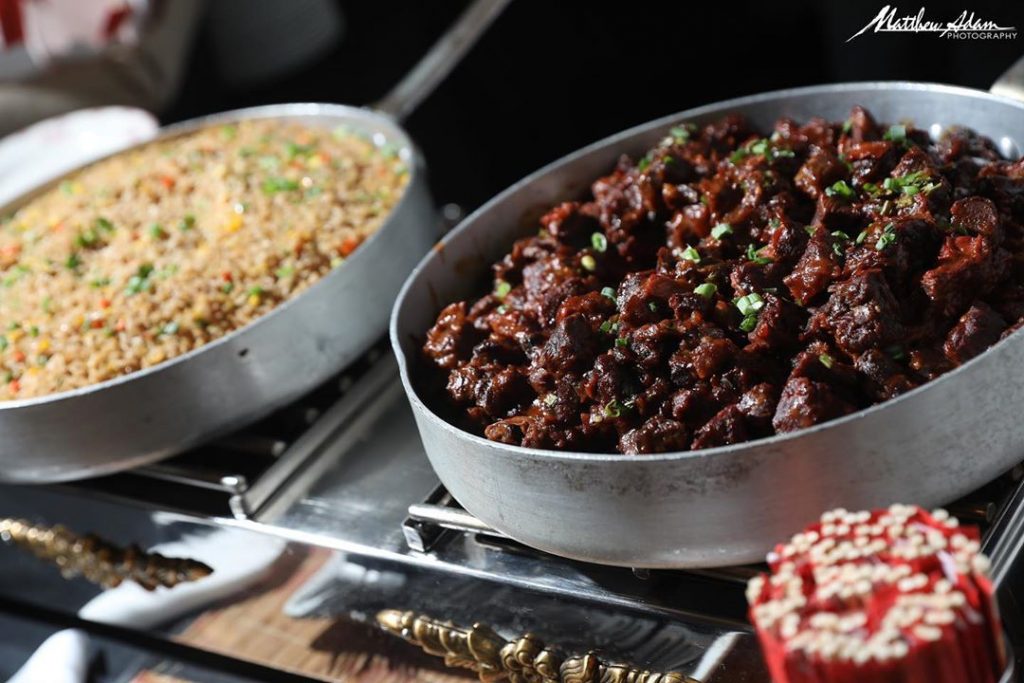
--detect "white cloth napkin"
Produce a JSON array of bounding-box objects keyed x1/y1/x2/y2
[{"x1": 7, "y1": 528, "x2": 286, "y2": 683}]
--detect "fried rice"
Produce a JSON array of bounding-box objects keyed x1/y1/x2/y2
[{"x1": 0, "y1": 118, "x2": 409, "y2": 400}]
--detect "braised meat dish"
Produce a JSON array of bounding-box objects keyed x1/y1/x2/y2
[{"x1": 422, "y1": 107, "x2": 1024, "y2": 454}]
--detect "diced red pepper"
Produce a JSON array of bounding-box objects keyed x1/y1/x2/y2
[{"x1": 339, "y1": 236, "x2": 361, "y2": 257}]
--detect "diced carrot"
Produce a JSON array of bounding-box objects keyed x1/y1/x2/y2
[
  {"x1": 99, "y1": 298, "x2": 111, "y2": 309},
  {"x1": 115, "y1": 319, "x2": 126, "y2": 332},
  {"x1": 221, "y1": 271, "x2": 233, "y2": 282},
  {"x1": 12, "y1": 351, "x2": 25, "y2": 363},
  {"x1": 91, "y1": 319, "x2": 104, "y2": 329},
  {"x1": 159, "y1": 175, "x2": 176, "y2": 190},
  {"x1": 339, "y1": 236, "x2": 361, "y2": 257},
  {"x1": 8, "y1": 380, "x2": 18, "y2": 393}
]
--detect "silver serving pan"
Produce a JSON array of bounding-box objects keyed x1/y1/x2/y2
[
  {"x1": 0, "y1": 0, "x2": 509, "y2": 483},
  {"x1": 392, "y1": 59, "x2": 1024, "y2": 568}
]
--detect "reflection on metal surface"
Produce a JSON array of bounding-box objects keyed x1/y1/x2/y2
[
  {"x1": 0, "y1": 517, "x2": 212, "y2": 590},
  {"x1": 377, "y1": 609, "x2": 698, "y2": 683}
]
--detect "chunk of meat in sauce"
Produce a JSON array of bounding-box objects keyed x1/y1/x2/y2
[
  {"x1": 785, "y1": 227, "x2": 842, "y2": 305},
  {"x1": 424, "y1": 107, "x2": 1021, "y2": 454},
  {"x1": 809, "y1": 269, "x2": 904, "y2": 356},
  {"x1": 424, "y1": 302, "x2": 480, "y2": 369},
  {"x1": 772, "y1": 377, "x2": 856, "y2": 433},
  {"x1": 943, "y1": 302, "x2": 1006, "y2": 365},
  {"x1": 619, "y1": 416, "x2": 690, "y2": 454},
  {"x1": 854, "y1": 349, "x2": 918, "y2": 401}
]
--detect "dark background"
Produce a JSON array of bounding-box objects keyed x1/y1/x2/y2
[{"x1": 166, "y1": 0, "x2": 1024, "y2": 213}]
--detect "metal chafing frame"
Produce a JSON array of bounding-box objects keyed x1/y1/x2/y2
[{"x1": 2, "y1": 352, "x2": 1020, "y2": 681}]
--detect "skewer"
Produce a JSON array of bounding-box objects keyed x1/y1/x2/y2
[{"x1": 0, "y1": 517, "x2": 212, "y2": 591}]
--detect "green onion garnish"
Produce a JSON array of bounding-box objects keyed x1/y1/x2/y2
[
  {"x1": 711, "y1": 223, "x2": 733, "y2": 240},
  {"x1": 875, "y1": 223, "x2": 898, "y2": 251},
  {"x1": 825, "y1": 180, "x2": 855, "y2": 199},
  {"x1": 735, "y1": 292, "x2": 765, "y2": 316},
  {"x1": 603, "y1": 399, "x2": 622, "y2": 417},
  {"x1": 75, "y1": 229, "x2": 99, "y2": 248},
  {"x1": 883, "y1": 124, "x2": 907, "y2": 143},
  {"x1": 694, "y1": 283, "x2": 717, "y2": 298},
  {"x1": 261, "y1": 177, "x2": 300, "y2": 194},
  {"x1": 669, "y1": 124, "x2": 695, "y2": 143},
  {"x1": 746, "y1": 243, "x2": 772, "y2": 265}
]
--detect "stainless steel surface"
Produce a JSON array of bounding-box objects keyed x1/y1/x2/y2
[
  {"x1": 0, "y1": 375, "x2": 762, "y2": 681},
  {"x1": 391, "y1": 80, "x2": 1024, "y2": 568},
  {"x1": 4, "y1": 354, "x2": 1022, "y2": 681},
  {"x1": 232, "y1": 354, "x2": 399, "y2": 518},
  {"x1": 373, "y1": 0, "x2": 510, "y2": 121}
]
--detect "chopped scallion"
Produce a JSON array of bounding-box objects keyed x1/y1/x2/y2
[
  {"x1": 694, "y1": 283, "x2": 717, "y2": 298},
  {"x1": 825, "y1": 180, "x2": 855, "y2": 199},
  {"x1": 739, "y1": 315, "x2": 758, "y2": 332},
  {"x1": 603, "y1": 399, "x2": 623, "y2": 418},
  {"x1": 711, "y1": 223, "x2": 733, "y2": 240},
  {"x1": 883, "y1": 124, "x2": 907, "y2": 143},
  {"x1": 735, "y1": 292, "x2": 765, "y2": 316}
]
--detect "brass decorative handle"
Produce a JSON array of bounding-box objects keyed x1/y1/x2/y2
[
  {"x1": 0, "y1": 518, "x2": 213, "y2": 590},
  {"x1": 377, "y1": 609, "x2": 698, "y2": 683}
]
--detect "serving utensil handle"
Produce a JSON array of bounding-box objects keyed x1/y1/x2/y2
[
  {"x1": 0, "y1": 517, "x2": 212, "y2": 590},
  {"x1": 990, "y1": 55, "x2": 1024, "y2": 102},
  {"x1": 373, "y1": 0, "x2": 510, "y2": 122},
  {"x1": 376, "y1": 609, "x2": 698, "y2": 683}
]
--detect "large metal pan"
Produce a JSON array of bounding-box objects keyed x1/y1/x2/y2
[
  {"x1": 392, "y1": 59, "x2": 1024, "y2": 568},
  {"x1": 0, "y1": 0, "x2": 509, "y2": 483}
]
